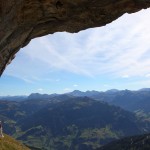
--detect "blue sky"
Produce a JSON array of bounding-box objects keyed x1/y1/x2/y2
[{"x1": 1, "y1": 9, "x2": 150, "y2": 96}]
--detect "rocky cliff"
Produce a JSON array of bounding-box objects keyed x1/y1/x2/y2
[{"x1": 0, "y1": 0, "x2": 150, "y2": 75}]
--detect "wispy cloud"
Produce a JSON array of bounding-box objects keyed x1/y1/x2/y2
[
  {"x1": 104, "y1": 84, "x2": 111, "y2": 87},
  {"x1": 121, "y1": 75, "x2": 129, "y2": 78},
  {"x1": 145, "y1": 74, "x2": 150, "y2": 77},
  {"x1": 63, "y1": 88, "x2": 72, "y2": 92},
  {"x1": 73, "y1": 84, "x2": 78, "y2": 87},
  {"x1": 4, "y1": 9, "x2": 150, "y2": 84},
  {"x1": 38, "y1": 88, "x2": 43, "y2": 92}
]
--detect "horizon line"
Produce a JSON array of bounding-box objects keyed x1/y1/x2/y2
[{"x1": 0, "y1": 88, "x2": 150, "y2": 97}]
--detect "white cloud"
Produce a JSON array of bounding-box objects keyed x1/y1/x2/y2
[
  {"x1": 63, "y1": 88, "x2": 72, "y2": 92},
  {"x1": 121, "y1": 75, "x2": 129, "y2": 78},
  {"x1": 38, "y1": 88, "x2": 43, "y2": 92},
  {"x1": 73, "y1": 84, "x2": 78, "y2": 87},
  {"x1": 104, "y1": 84, "x2": 111, "y2": 87},
  {"x1": 145, "y1": 74, "x2": 150, "y2": 77},
  {"x1": 4, "y1": 8, "x2": 150, "y2": 82}
]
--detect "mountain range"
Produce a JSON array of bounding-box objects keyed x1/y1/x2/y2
[
  {"x1": 3, "y1": 88, "x2": 149, "y2": 114},
  {"x1": 0, "y1": 89, "x2": 150, "y2": 149}
]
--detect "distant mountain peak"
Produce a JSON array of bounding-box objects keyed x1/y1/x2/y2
[
  {"x1": 139, "y1": 88, "x2": 150, "y2": 92},
  {"x1": 106, "y1": 89, "x2": 119, "y2": 93},
  {"x1": 72, "y1": 90, "x2": 82, "y2": 93},
  {"x1": 28, "y1": 93, "x2": 58, "y2": 100}
]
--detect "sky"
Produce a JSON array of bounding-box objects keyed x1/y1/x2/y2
[{"x1": 1, "y1": 9, "x2": 150, "y2": 96}]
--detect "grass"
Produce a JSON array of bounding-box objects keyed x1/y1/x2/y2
[{"x1": 0, "y1": 134, "x2": 30, "y2": 150}]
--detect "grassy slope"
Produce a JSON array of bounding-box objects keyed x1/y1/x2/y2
[
  {"x1": 0, "y1": 134, "x2": 30, "y2": 150},
  {"x1": 99, "y1": 133, "x2": 150, "y2": 150}
]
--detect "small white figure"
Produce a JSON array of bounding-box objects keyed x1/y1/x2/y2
[{"x1": 0, "y1": 121, "x2": 4, "y2": 138}]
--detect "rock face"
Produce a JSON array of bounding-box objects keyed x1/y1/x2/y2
[{"x1": 0, "y1": 0, "x2": 150, "y2": 75}]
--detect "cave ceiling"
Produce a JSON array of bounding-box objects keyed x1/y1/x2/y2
[{"x1": 0, "y1": 0, "x2": 150, "y2": 75}]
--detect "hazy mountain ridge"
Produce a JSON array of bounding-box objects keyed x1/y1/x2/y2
[
  {"x1": 1, "y1": 89, "x2": 150, "y2": 149},
  {"x1": 68, "y1": 89, "x2": 150, "y2": 114},
  {"x1": 98, "y1": 133, "x2": 150, "y2": 150},
  {"x1": 0, "y1": 96, "x2": 150, "y2": 150},
  {"x1": 1, "y1": 88, "x2": 150, "y2": 112},
  {"x1": 0, "y1": 96, "x2": 27, "y2": 101}
]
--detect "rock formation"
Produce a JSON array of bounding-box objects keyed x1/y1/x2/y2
[{"x1": 0, "y1": 0, "x2": 150, "y2": 75}]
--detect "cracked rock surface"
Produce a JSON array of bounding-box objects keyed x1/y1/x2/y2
[{"x1": 0, "y1": 0, "x2": 150, "y2": 75}]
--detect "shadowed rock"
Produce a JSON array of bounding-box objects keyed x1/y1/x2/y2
[{"x1": 0, "y1": 0, "x2": 150, "y2": 75}]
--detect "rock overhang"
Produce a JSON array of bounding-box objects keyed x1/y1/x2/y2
[{"x1": 0, "y1": 0, "x2": 150, "y2": 75}]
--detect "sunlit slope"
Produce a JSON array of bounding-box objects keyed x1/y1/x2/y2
[{"x1": 0, "y1": 134, "x2": 30, "y2": 150}]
